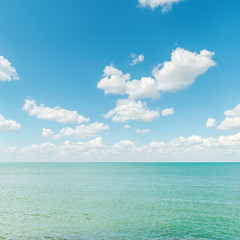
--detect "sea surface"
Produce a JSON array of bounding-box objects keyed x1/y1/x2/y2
[{"x1": 0, "y1": 163, "x2": 239, "y2": 240}]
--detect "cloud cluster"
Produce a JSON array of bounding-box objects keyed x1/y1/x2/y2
[
  {"x1": 60, "y1": 137, "x2": 106, "y2": 154},
  {"x1": 0, "y1": 114, "x2": 21, "y2": 132},
  {"x1": 6, "y1": 131, "x2": 240, "y2": 162},
  {"x1": 131, "y1": 53, "x2": 144, "y2": 66},
  {"x1": 59, "y1": 122, "x2": 109, "y2": 138},
  {"x1": 217, "y1": 104, "x2": 240, "y2": 130},
  {"x1": 104, "y1": 99, "x2": 159, "y2": 122},
  {"x1": 138, "y1": 0, "x2": 183, "y2": 12},
  {"x1": 20, "y1": 137, "x2": 106, "y2": 161},
  {"x1": 23, "y1": 99, "x2": 89, "y2": 124},
  {"x1": 98, "y1": 48, "x2": 215, "y2": 122},
  {"x1": 42, "y1": 122, "x2": 109, "y2": 140},
  {"x1": 113, "y1": 140, "x2": 136, "y2": 152},
  {"x1": 0, "y1": 56, "x2": 19, "y2": 82},
  {"x1": 98, "y1": 48, "x2": 215, "y2": 100},
  {"x1": 98, "y1": 64, "x2": 159, "y2": 99}
]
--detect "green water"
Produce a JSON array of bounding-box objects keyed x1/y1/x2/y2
[{"x1": 0, "y1": 163, "x2": 239, "y2": 240}]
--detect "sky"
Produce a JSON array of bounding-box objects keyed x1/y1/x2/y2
[{"x1": 0, "y1": 0, "x2": 240, "y2": 162}]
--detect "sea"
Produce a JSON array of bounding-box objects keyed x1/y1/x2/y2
[{"x1": 0, "y1": 163, "x2": 239, "y2": 240}]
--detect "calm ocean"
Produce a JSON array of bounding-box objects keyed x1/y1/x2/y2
[{"x1": 0, "y1": 163, "x2": 239, "y2": 240}]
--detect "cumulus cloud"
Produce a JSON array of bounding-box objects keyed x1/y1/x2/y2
[
  {"x1": 59, "y1": 122, "x2": 109, "y2": 138},
  {"x1": 113, "y1": 140, "x2": 135, "y2": 152},
  {"x1": 161, "y1": 108, "x2": 174, "y2": 116},
  {"x1": 218, "y1": 117, "x2": 240, "y2": 131},
  {"x1": 3, "y1": 131, "x2": 240, "y2": 162},
  {"x1": 138, "y1": 0, "x2": 183, "y2": 12},
  {"x1": 41, "y1": 128, "x2": 61, "y2": 140},
  {"x1": 104, "y1": 99, "x2": 159, "y2": 122},
  {"x1": 224, "y1": 104, "x2": 240, "y2": 117},
  {"x1": 136, "y1": 128, "x2": 150, "y2": 134},
  {"x1": 98, "y1": 48, "x2": 215, "y2": 101},
  {"x1": 23, "y1": 99, "x2": 89, "y2": 124},
  {"x1": 97, "y1": 65, "x2": 159, "y2": 99},
  {"x1": 124, "y1": 124, "x2": 131, "y2": 129},
  {"x1": 217, "y1": 104, "x2": 240, "y2": 131},
  {"x1": 60, "y1": 137, "x2": 106, "y2": 153},
  {"x1": 0, "y1": 56, "x2": 19, "y2": 82},
  {"x1": 0, "y1": 114, "x2": 21, "y2": 132},
  {"x1": 145, "y1": 132, "x2": 240, "y2": 154},
  {"x1": 22, "y1": 142, "x2": 57, "y2": 155},
  {"x1": 153, "y1": 48, "x2": 216, "y2": 93},
  {"x1": 42, "y1": 122, "x2": 109, "y2": 139},
  {"x1": 206, "y1": 118, "x2": 216, "y2": 128},
  {"x1": 18, "y1": 137, "x2": 106, "y2": 161},
  {"x1": 131, "y1": 53, "x2": 144, "y2": 66},
  {"x1": 97, "y1": 64, "x2": 131, "y2": 95},
  {"x1": 125, "y1": 77, "x2": 160, "y2": 99}
]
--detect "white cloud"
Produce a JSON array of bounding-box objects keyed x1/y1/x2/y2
[
  {"x1": 42, "y1": 128, "x2": 54, "y2": 137},
  {"x1": 124, "y1": 124, "x2": 131, "y2": 129},
  {"x1": 59, "y1": 122, "x2": 109, "y2": 138},
  {"x1": 224, "y1": 104, "x2": 240, "y2": 117},
  {"x1": 60, "y1": 137, "x2": 106, "y2": 153},
  {"x1": 113, "y1": 140, "x2": 135, "y2": 152},
  {"x1": 206, "y1": 118, "x2": 216, "y2": 128},
  {"x1": 0, "y1": 56, "x2": 19, "y2": 82},
  {"x1": 42, "y1": 122, "x2": 109, "y2": 139},
  {"x1": 131, "y1": 53, "x2": 144, "y2": 66},
  {"x1": 22, "y1": 142, "x2": 57, "y2": 155},
  {"x1": 125, "y1": 77, "x2": 160, "y2": 99},
  {"x1": 97, "y1": 64, "x2": 130, "y2": 95},
  {"x1": 145, "y1": 132, "x2": 240, "y2": 154},
  {"x1": 41, "y1": 128, "x2": 61, "y2": 140},
  {"x1": 98, "y1": 48, "x2": 215, "y2": 101},
  {"x1": 218, "y1": 104, "x2": 240, "y2": 130},
  {"x1": 136, "y1": 128, "x2": 150, "y2": 134},
  {"x1": 97, "y1": 65, "x2": 159, "y2": 99},
  {"x1": 104, "y1": 99, "x2": 159, "y2": 122},
  {"x1": 161, "y1": 107, "x2": 174, "y2": 116},
  {"x1": 153, "y1": 48, "x2": 216, "y2": 92},
  {"x1": 23, "y1": 99, "x2": 89, "y2": 124},
  {"x1": 218, "y1": 117, "x2": 240, "y2": 131},
  {"x1": 138, "y1": 0, "x2": 183, "y2": 12},
  {"x1": 0, "y1": 114, "x2": 21, "y2": 132},
  {"x1": 3, "y1": 131, "x2": 240, "y2": 162}
]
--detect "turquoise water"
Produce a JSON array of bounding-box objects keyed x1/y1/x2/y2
[{"x1": 0, "y1": 163, "x2": 239, "y2": 240}]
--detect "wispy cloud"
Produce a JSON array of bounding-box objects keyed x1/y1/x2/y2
[
  {"x1": 138, "y1": 0, "x2": 183, "y2": 12},
  {"x1": 136, "y1": 128, "x2": 150, "y2": 134},
  {"x1": 131, "y1": 53, "x2": 144, "y2": 66},
  {"x1": 161, "y1": 108, "x2": 174, "y2": 116}
]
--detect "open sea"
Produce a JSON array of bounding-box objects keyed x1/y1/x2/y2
[{"x1": 0, "y1": 163, "x2": 239, "y2": 240}]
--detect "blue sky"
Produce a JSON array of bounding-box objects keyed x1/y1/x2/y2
[{"x1": 0, "y1": 0, "x2": 240, "y2": 162}]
